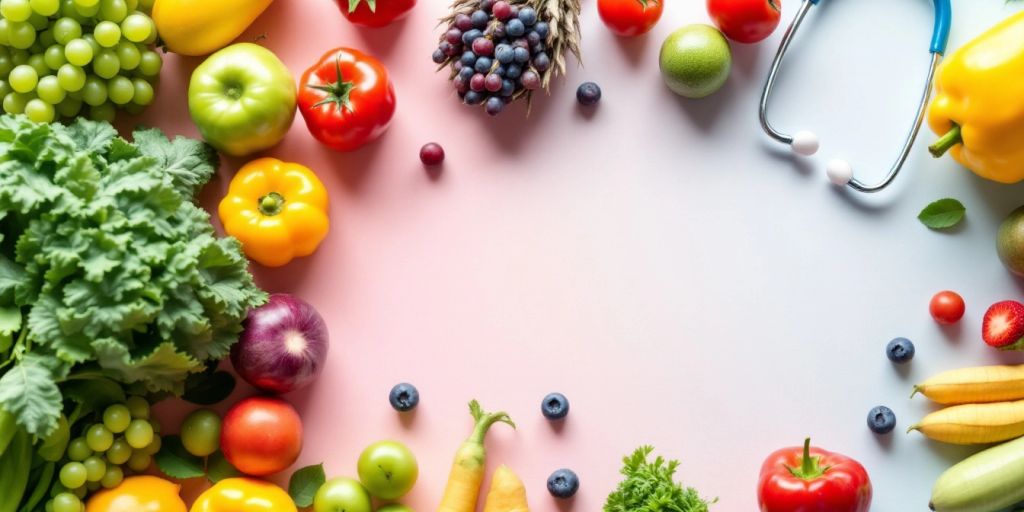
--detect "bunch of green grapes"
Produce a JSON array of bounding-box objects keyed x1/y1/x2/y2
[
  {"x1": 45, "y1": 396, "x2": 162, "y2": 512},
  {"x1": 0, "y1": 0, "x2": 161, "y2": 123}
]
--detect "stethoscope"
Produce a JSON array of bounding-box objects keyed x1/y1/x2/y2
[{"x1": 759, "y1": 0, "x2": 952, "y2": 192}]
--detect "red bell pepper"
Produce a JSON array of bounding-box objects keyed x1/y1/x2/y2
[
  {"x1": 298, "y1": 48, "x2": 397, "y2": 152},
  {"x1": 758, "y1": 438, "x2": 872, "y2": 512},
  {"x1": 337, "y1": 0, "x2": 416, "y2": 28}
]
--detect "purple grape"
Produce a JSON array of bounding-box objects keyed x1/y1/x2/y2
[
  {"x1": 446, "y1": 44, "x2": 462, "y2": 57},
  {"x1": 471, "y1": 10, "x2": 489, "y2": 29},
  {"x1": 446, "y1": 28, "x2": 463, "y2": 45},
  {"x1": 484, "y1": 73, "x2": 502, "y2": 92},
  {"x1": 454, "y1": 61, "x2": 464, "y2": 71},
  {"x1": 479, "y1": 0, "x2": 494, "y2": 12},
  {"x1": 455, "y1": 14, "x2": 473, "y2": 31},
  {"x1": 507, "y1": 18, "x2": 525, "y2": 37},
  {"x1": 461, "y1": 51, "x2": 477, "y2": 67},
  {"x1": 527, "y1": 31, "x2": 541, "y2": 46},
  {"x1": 521, "y1": 70, "x2": 540, "y2": 90},
  {"x1": 432, "y1": 48, "x2": 446, "y2": 64},
  {"x1": 485, "y1": 96, "x2": 505, "y2": 116},
  {"x1": 534, "y1": 21, "x2": 550, "y2": 39},
  {"x1": 513, "y1": 46, "x2": 530, "y2": 63},
  {"x1": 576, "y1": 82, "x2": 601, "y2": 106},
  {"x1": 470, "y1": 73, "x2": 486, "y2": 92},
  {"x1": 518, "y1": 7, "x2": 537, "y2": 26},
  {"x1": 455, "y1": 79, "x2": 469, "y2": 94},
  {"x1": 462, "y1": 29, "x2": 483, "y2": 45},
  {"x1": 500, "y1": 78, "x2": 515, "y2": 97},
  {"x1": 531, "y1": 43, "x2": 546, "y2": 54},
  {"x1": 506, "y1": 63, "x2": 522, "y2": 79},
  {"x1": 495, "y1": 44, "x2": 514, "y2": 64},
  {"x1": 459, "y1": 66, "x2": 475, "y2": 81},
  {"x1": 464, "y1": 90, "x2": 485, "y2": 105},
  {"x1": 533, "y1": 52, "x2": 550, "y2": 72},
  {"x1": 509, "y1": 4, "x2": 519, "y2": 17},
  {"x1": 474, "y1": 56, "x2": 493, "y2": 73},
  {"x1": 472, "y1": 37, "x2": 494, "y2": 56},
  {"x1": 492, "y1": 1, "x2": 512, "y2": 20},
  {"x1": 491, "y1": 22, "x2": 506, "y2": 39},
  {"x1": 493, "y1": 65, "x2": 506, "y2": 77}
]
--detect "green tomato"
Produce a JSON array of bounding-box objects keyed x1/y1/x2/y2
[
  {"x1": 187, "y1": 43, "x2": 296, "y2": 157},
  {"x1": 313, "y1": 477, "x2": 372, "y2": 512},
  {"x1": 180, "y1": 408, "x2": 220, "y2": 457},
  {"x1": 356, "y1": 441, "x2": 418, "y2": 500}
]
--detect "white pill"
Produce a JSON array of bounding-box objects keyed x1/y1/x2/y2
[
  {"x1": 826, "y1": 159, "x2": 853, "y2": 186},
  {"x1": 791, "y1": 131, "x2": 820, "y2": 156}
]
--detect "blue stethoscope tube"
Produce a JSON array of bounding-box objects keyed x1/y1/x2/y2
[{"x1": 759, "y1": 0, "x2": 953, "y2": 193}]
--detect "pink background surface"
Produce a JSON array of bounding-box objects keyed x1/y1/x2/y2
[{"x1": 128, "y1": 0, "x2": 1024, "y2": 511}]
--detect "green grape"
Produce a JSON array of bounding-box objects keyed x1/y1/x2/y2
[
  {"x1": 93, "y1": 20, "x2": 119, "y2": 46},
  {"x1": 7, "y1": 21, "x2": 35, "y2": 49},
  {"x1": 81, "y1": 33, "x2": 99, "y2": 54},
  {"x1": 27, "y1": 41, "x2": 42, "y2": 54},
  {"x1": 104, "y1": 438, "x2": 130, "y2": 464},
  {"x1": 124, "y1": 396, "x2": 149, "y2": 419},
  {"x1": 114, "y1": 40, "x2": 137, "y2": 69},
  {"x1": 135, "y1": 0, "x2": 149, "y2": 11},
  {"x1": 180, "y1": 409, "x2": 221, "y2": 457},
  {"x1": 25, "y1": 97, "x2": 54, "y2": 122},
  {"x1": 141, "y1": 433, "x2": 161, "y2": 455},
  {"x1": 65, "y1": 437, "x2": 92, "y2": 461},
  {"x1": 37, "y1": 28, "x2": 53, "y2": 46},
  {"x1": 26, "y1": 11, "x2": 45, "y2": 29},
  {"x1": 119, "y1": 12, "x2": 149, "y2": 42},
  {"x1": 125, "y1": 450, "x2": 150, "y2": 472},
  {"x1": 0, "y1": 55, "x2": 12, "y2": 76},
  {"x1": 44, "y1": 500, "x2": 54, "y2": 512},
  {"x1": 43, "y1": 44, "x2": 66, "y2": 69},
  {"x1": 36, "y1": 75, "x2": 64, "y2": 103},
  {"x1": 91, "y1": 49, "x2": 117, "y2": 78},
  {"x1": 122, "y1": 0, "x2": 132, "y2": 8},
  {"x1": 26, "y1": 54, "x2": 47, "y2": 76},
  {"x1": 122, "y1": 101, "x2": 141, "y2": 114},
  {"x1": 72, "y1": 0, "x2": 97, "y2": 16},
  {"x1": 51, "y1": 17, "x2": 80, "y2": 44},
  {"x1": 58, "y1": 462, "x2": 87, "y2": 489},
  {"x1": 123, "y1": 418, "x2": 151, "y2": 448},
  {"x1": 97, "y1": 0, "x2": 124, "y2": 21},
  {"x1": 51, "y1": 493, "x2": 81, "y2": 512},
  {"x1": 0, "y1": 18, "x2": 10, "y2": 45},
  {"x1": 0, "y1": 80, "x2": 11, "y2": 98},
  {"x1": 82, "y1": 455, "x2": 105, "y2": 482},
  {"x1": 54, "y1": 94, "x2": 80, "y2": 116},
  {"x1": 136, "y1": 49, "x2": 159, "y2": 76},
  {"x1": 80, "y1": 75, "x2": 105, "y2": 104},
  {"x1": 63, "y1": 38, "x2": 92, "y2": 66},
  {"x1": 99, "y1": 465, "x2": 122, "y2": 489},
  {"x1": 102, "y1": 404, "x2": 131, "y2": 433},
  {"x1": 3, "y1": 91, "x2": 27, "y2": 113},
  {"x1": 9, "y1": 64, "x2": 38, "y2": 93},
  {"x1": 86, "y1": 480, "x2": 100, "y2": 492},
  {"x1": 85, "y1": 424, "x2": 114, "y2": 452},
  {"x1": 71, "y1": 485, "x2": 86, "y2": 499},
  {"x1": 56, "y1": 63, "x2": 85, "y2": 91},
  {"x1": 29, "y1": 0, "x2": 59, "y2": 15},
  {"x1": 130, "y1": 77, "x2": 151, "y2": 105},
  {"x1": 48, "y1": 481, "x2": 68, "y2": 498},
  {"x1": 1, "y1": 0, "x2": 33, "y2": 22},
  {"x1": 72, "y1": 0, "x2": 97, "y2": 6},
  {"x1": 9, "y1": 49, "x2": 27, "y2": 64}
]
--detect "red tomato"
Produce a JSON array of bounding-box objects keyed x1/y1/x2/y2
[
  {"x1": 707, "y1": 0, "x2": 781, "y2": 44},
  {"x1": 930, "y1": 290, "x2": 966, "y2": 325},
  {"x1": 221, "y1": 397, "x2": 303, "y2": 476},
  {"x1": 298, "y1": 47, "x2": 397, "y2": 152},
  {"x1": 597, "y1": 0, "x2": 664, "y2": 37},
  {"x1": 337, "y1": 0, "x2": 416, "y2": 28}
]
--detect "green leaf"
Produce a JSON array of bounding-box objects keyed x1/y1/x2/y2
[
  {"x1": 131, "y1": 127, "x2": 219, "y2": 198},
  {"x1": 0, "y1": 306, "x2": 20, "y2": 335},
  {"x1": 918, "y1": 198, "x2": 966, "y2": 230},
  {"x1": 288, "y1": 463, "x2": 326, "y2": 507},
  {"x1": 62, "y1": 377, "x2": 126, "y2": 413},
  {"x1": 92, "y1": 340, "x2": 203, "y2": 394},
  {"x1": 0, "y1": 358, "x2": 61, "y2": 436},
  {"x1": 64, "y1": 118, "x2": 117, "y2": 155},
  {"x1": 182, "y1": 369, "x2": 235, "y2": 405},
  {"x1": 154, "y1": 435, "x2": 206, "y2": 479},
  {"x1": 206, "y1": 450, "x2": 241, "y2": 484}
]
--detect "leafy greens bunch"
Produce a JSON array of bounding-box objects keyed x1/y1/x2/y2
[
  {"x1": 0, "y1": 115, "x2": 267, "y2": 437},
  {"x1": 605, "y1": 446, "x2": 715, "y2": 512}
]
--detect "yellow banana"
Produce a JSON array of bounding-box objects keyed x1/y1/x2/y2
[
  {"x1": 913, "y1": 364, "x2": 1024, "y2": 405},
  {"x1": 910, "y1": 399, "x2": 1024, "y2": 445}
]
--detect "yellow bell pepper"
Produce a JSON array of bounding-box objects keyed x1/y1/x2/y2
[
  {"x1": 86, "y1": 476, "x2": 187, "y2": 512},
  {"x1": 927, "y1": 11, "x2": 1024, "y2": 183},
  {"x1": 219, "y1": 158, "x2": 329, "y2": 268},
  {"x1": 190, "y1": 478, "x2": 297, "y2": 512},
  {"x1": 152, "y1": 0, "x2": 274, "y2": 56}
]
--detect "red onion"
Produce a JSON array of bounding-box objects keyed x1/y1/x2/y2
[{"x1": 231, "y1": 293, "x2": 329, "y2": 394}]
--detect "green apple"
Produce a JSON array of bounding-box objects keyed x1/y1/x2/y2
[
  {"x1": 313, "y1": 477, "x2": 372, "y2": 512},
  {"x1": 659, "y1": 24, "x2": 732, "y2": 99},
  {"x1": 356, "y1": 440, "x2": 418, "y2": 500}
]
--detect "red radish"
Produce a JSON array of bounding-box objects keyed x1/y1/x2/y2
[
  {"x1": 983, "y1": 301, "x2": 1024, "y2": 349},
  {"x1": 231, "y1": 293, "x2": 329, "y2": 394}
]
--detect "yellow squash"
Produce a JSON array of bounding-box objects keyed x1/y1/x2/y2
[
  {"x1": 482, "y1": 465, "x2": 530, "y2": 512},
  {"x1": 909, "y1": 399, "x2": 1024, "y2": 445},
  {"x1": 152, "y1": 0, "x2": 274, "y2": 56},
  {"x1": 913, "y1": 364, "x2": 1024, "y2": 405}
]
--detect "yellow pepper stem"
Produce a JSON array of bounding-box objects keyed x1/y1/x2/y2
[
  {"x1": 258, "y1": 192, "x2": 285, "y2": 216},
  {"x1": 929, "y1": 125, "x2": 962, "y2": 158}
]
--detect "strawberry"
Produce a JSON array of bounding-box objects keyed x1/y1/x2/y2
[{"x1": 982, "y1": 300, "x2": 1024, "y2": 350}]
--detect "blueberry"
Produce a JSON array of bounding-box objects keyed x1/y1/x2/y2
[
  {"x1": 491, "y1": 22, "x2": 506, "y2": 39},
  {"x1": 531, "y1": 42, "x2": 546, "y2": 54},
  {"x1": 547, "y1": 469, "x2": 579, "y2": 499},
  {"x1": 485, "y1": 96, "x2": 505, "y2": 116},
  {"x1": 534, "y1": 21, "x2": 550, "y2": 38},
  {"x1": 471, "y1": 9, "x2": 489, "y2": 29},
  {"x1": 542, "y1": 392, "x2": 569, "y2": 420},
  {"x1": 576, "y1": 82, "x2": 601, "y2": 106},
  {"x1": 474, "y1": 57, "x2": 493, "y2": 73},
  {"x1": 458, "y1": 66, "x2": 475, "y2": 81},
  {"x1": 512, "y1": 46, "x2": 530, "y2": 64},
  {"x1": 464, "y1": 90, "x2": 485, "y2": 105},
  {"x1": 389, "y1": 383, "x2": 420, "y2": 412},
  {"x1": 867, "y1": 405, "x2": 896, "y2": 434},
  {"x1": 462, "y1": 29, "x2": 484, "y2": 45},
  {"x1": 461, "y1": 51, "x2": 477, "y2": 67},
  {"x1": 507, "y1": 18, "x2": 526, "y2": 37},
  {"x1": 432, "y1": 48, "x2": 446, "y2": 64},
  {"x1": 500, "y1": 78, "x2": 515, "y2": 97},
  {"x1": 533, "y1": 52, "x2": 551, "y2": 72},
  {"x1": 886, "y1": 337, "x2": 915, "y2": 364},
  {"x1": 527, "y1": 31, "x2": 541, "y2": 46},
  {"x1": 495, "y1": 44, "x2": 514, "y2": 64},
  {"x1": 479, "y1": 0, "x2": 494, "y2": 12},
  {"x1": 518, "y1": 7, "x2": 537, "y2": 26},
  {"x1": 506, "y1": 63, "x2": 522, "y2": 79}
]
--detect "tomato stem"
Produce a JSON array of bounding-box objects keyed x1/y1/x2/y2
[
  {"x1": 308, "y1": 56, "x2": 355, "y2": 112},
  {"x1": 258, "y1": 192, "x2": 285, "y2": 216},
  {"x1": 929, "y1": 124, "x2": 962, "y2": 158}
]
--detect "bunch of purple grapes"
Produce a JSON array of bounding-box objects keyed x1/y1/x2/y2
[{"x1": 433, "y1": 0, "x2": 551, "y2": 116}]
